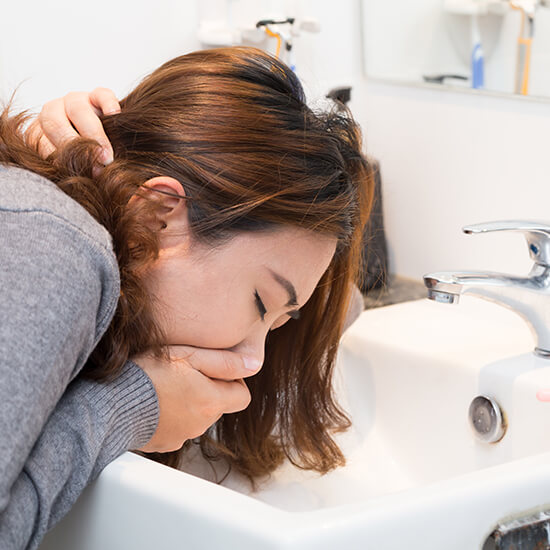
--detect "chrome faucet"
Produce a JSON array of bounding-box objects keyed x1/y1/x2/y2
[{"x1": 423, "y1": 221, "x2": 550, "y2": 358}]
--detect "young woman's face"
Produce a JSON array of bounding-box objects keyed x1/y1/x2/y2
[{"x1": 137, "y1": 178, "x2": 336, "y2": 370}]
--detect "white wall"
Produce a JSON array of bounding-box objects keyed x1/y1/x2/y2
[
  {"x1": 0, "y1": 0, "x2": 357, "y2": 110},
  {"x1": 1, "y1": 0, "x2": 549, "y2": 281},
  {"x1": 353, "y1": 80, "x2": 550, "y2": 279},
  {"x1": 0, "y1": 1, "x2": 201, "y2": 111}
]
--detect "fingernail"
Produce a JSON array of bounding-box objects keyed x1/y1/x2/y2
[
  {"x1": 104, "y1": 109, "x2": 120, "y2": 115},
  {"x1": 537, "y1": 390, "x2": 550, "y2": 402},
  {"x1": 243, "y1": 357, "x2": 262, "y2": 372},
  {"x1": 100, "y1": 148, "x2": 113, "y2": 165}
]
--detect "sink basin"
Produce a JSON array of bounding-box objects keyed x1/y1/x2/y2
[{"x1": 40, "y1": 297, "x2": 550, "y2": 549}]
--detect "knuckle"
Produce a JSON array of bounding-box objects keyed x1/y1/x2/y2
[
  {"x1": 188, "y1": 424, "x2": 210, "y2": 439},
  {"x1": 233, "y1": 382, "x2": 251, "y2": 411},
  {"x1": 184, "y1": 348, "x2": 198, "y2": 363},
  {"x1": 241, "y1": 387, "x2": 252, "y2": 409},
  {"x1": 39, "y1": 99, "x2": 58, "y2": 117},
  {"x1": 39, "y1": 102, "x2": 50, "y2": 116},
  {"x1": 92, "y1": 86, "x2": 109, "y2": 95},
  {"x1": 164, "y1": 441, "x2": 186, "y2": 453},
  {"x1": 39, "y1": 117, "x2": 68, "y2": 142},
  {"x1": 64, "y1": 97, "x2": 88, "y2": 118},
  {"x1": 174, "y1": 353, "x2": 194, "y2": 372},
  {"x1": 91, "y1": 87, "x2": 119, "y2": 112},
  {"x1": 64, "y1": 91, "x2": 85, "y2": 102}
]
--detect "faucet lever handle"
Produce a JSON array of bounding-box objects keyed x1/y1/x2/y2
[{"x1": 463, "y1": 220, "x2": 550, "y2": 267}]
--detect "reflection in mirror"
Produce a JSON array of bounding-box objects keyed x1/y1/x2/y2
[{"x1": 361, "y1": 0, "x2": 550, "y2": 99}]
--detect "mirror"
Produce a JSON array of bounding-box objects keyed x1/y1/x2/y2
[{"x1": 361, "y1": 0, "x2": 550, "y2": 100}]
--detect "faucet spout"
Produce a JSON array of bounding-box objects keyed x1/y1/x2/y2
[
  {"x1": 423, "y1": 220, "x2": 550, "y2": 358},
  {"x1": 424, "y1": 264, "x2": 550, "y2": 357}
]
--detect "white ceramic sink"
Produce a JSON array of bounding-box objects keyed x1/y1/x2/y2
[{"x1": 40, "y1": 296, "x2": 550, "y2": 549}]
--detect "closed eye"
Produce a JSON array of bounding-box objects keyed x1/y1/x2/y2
[
  {"x1": 254, "y1": 290, "x2": 267, "y2": 321},
  {"x1": 255, "y1": 290, "x2": 301, "y2": 322}
]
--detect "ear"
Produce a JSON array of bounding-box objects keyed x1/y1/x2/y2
[{"x1": 129, "y1": 176, "x2": 190, "y2": 244}]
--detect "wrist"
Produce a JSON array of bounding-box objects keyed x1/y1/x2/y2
[{"x1": 78, "y1": 360, "x2": 160, "y2": 455}]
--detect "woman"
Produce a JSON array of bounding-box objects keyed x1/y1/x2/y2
[{"x1": 0, "y1": 46, "x2": 372, "y2": 548}]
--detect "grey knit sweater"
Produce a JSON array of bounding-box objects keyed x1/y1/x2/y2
[{"x1": 0, "y1": 164, "x2": 160, "y2": 549}]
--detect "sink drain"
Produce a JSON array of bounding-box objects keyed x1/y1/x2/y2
[
  {"x1": 482, "y1": 509, "x2": 550, "y2": 550},
  {"x1": 468, "y1": 395, "x2": 506, "y2": 443}
]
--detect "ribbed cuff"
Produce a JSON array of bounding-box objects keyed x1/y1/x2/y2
[{"x1": 78, "y1": 360, "x2": 159, "y2": 457}]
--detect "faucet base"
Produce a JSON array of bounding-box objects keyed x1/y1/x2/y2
[{"x1": 534, "y1": 347, "x2": 550, "y2": 359}]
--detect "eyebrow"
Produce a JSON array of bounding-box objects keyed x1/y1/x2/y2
[{"x1": 267, "y1": 268, "x2": 299, "y2": 307}]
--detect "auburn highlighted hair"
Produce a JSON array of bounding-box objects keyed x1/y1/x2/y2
[{"x1": 0, "y1": 47, "x2": 374, "y2": 485}]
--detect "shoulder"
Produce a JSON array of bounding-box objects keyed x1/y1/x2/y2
[
  {"x1": 0, "y1": 164, "x2": 114, "y2": 255},
  {"x1": 0, "y1": 164, "x2": 120, "y2": 342}
]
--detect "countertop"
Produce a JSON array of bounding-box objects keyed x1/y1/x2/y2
[{"x1": 362, "y1": 275, "x2": 427, "y2": 309}]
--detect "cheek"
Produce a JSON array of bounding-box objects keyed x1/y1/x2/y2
[
  {"x1": 158, "y1": 287, "x2": 254, "y2": 349},
  {"x1": 177, "y1": 312, "x2": 250, "y2": 348},
  {"x1": 146, "y1": 253, "x2": 257, "y2": 349}
]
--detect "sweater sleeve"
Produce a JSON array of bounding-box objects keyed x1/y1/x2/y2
[
  {"x1": 0, "y1": 210, "x2": 159, "y2": 549},
  {"x1": 0, "y1": 360, "x2": 159, "y2": 550}
]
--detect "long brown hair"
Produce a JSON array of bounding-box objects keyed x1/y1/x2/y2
[{"x1": 0, "y1": 47, "x2": 373, "y2": 484}]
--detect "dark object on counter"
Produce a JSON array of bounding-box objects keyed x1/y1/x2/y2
[
  {"x1": 326, "y1": 86, "x2": 352, "y2": 106},
  {"x1": 482, "y1": 509, "x2": 550, "y2": 550},
  {"x1": 325, "y1": 85, "x2": 388, "y2": 293},
  {"x1": 256, "y1": 17, "x2": 295, "y2": 28},
  {"x1": 359, "y1": 160, "x2": 388, "y2": 292},
  {"x1": 423, "y1": 74, "x2": 468, "y2": 84},
  {"x1": 362, "y1": 275, "x2": 426, "y2": 310}
]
